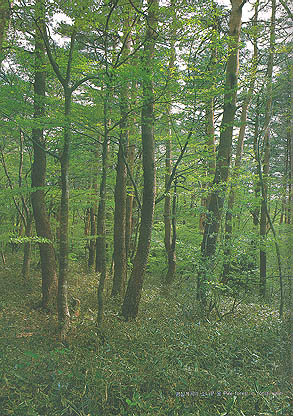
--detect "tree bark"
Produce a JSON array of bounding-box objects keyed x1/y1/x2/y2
[
  {"x1": 222, "y1": 3, "x2": 258, "y2": 282},
  {"x1": 95, "y1": 131, "x2": 109, "y2": 275},
  {"x1": 112, "y1": 142, "x2": 127, "y2": 297},
  {"x1": 122, "y1": 0, "x2": 158, "y2": 320},
  {"x1": 289, "y1": 60, "x2": 293, "y2": 387},
  {"x1": 259, "y1": 0, "x2": 276, "y2": 299},
  {"x1": 31, "y1": 0, "x2": 57, "y2": 309},
  {"x1": 111, "y1": 14, "x2": 131, "y2": 297},
  {"x1": 198, "y1": 0, "x2": 245, "y2": 301},
  {"x1": 97, "y1": 99, "x2": 110, "y2": 324},
  {"x1": 58, "y1": 90, "x2": 71, "y2": 338},
  {"x1": 88, "y1": 205, "x2": 96, "y2": 269},
  {"x1": 259, "y1": 130, "x2": 270, "y2": 298},
  {"x1": 199, "y1": 42, "x2": 216, "y2": 233},
  {"x1": 0, "y1": 0, "x2": 10, "y2": 64},
  {"x1": 164, "y1": 4, "x2": 177, "y2": 285},
  {"x1": 125, "y1": 142, "x2": 135, "y2": 260}
]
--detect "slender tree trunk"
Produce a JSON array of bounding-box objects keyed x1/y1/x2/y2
[
  {"x1": 259, "y1": 0, "x2": 275, "y2": 299},
  {"x1": 122, "y1": 0, "x2": 158, "y2": 320},
  {"x1": 88, "y1": 158, "x2": 98, "y2": 270},
  {"x1": 200, "y1": 47, "x2": 216, "y2": 233},
  {"x1": 198, "y1": 0, "x2": 245, "y2": 301},
  {"x1": 58, "y1": 91, "x2": 71, "y2": 338},
  {"x1": 112, "y1": 142, "x2": 127, "y2": 296},
  {"x1": 289, "y1": 60, "x2": 293, "y2": 386},
  {"x1": 88, "y1": 205, "x2": 96, "y2": 269},
  {"x1": 31, "y1": 0, "x2": 57, "y2": 309},
  {"x1": 164, "y1": 8, "x2": 177, "y2": 284},
  {"x1": 125, "y1": 142, "x2": 135, "y2": 259},
  {"x1": 97, "y1": 98, "x2": 110, "y2": 324},
  {"x1": 22, "y1": 213, "x2": 33, "y2": 281},
  {"x1": 112, "y1": 19, "x2": 131, "y2": 297},
  {"x1": 259, "y1": 130, "x2": 270, "y2": 298},
  {"x1": 95, "y1": 132, "x2": 109, "y2": 275}
]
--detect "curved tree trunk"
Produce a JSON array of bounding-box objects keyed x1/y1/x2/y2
[{"x1": 122, "y1": 0, "x2": 158, "y2": 320}]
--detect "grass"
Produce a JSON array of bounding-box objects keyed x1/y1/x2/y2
[{"x1": 0, "y1": 255, "x2": 291, "y2": 415}]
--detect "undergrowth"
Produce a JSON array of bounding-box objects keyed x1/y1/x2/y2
[{"x1": 0, "y1": 257, "x2": 291, "y2": 415}]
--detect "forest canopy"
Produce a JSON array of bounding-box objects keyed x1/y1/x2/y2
[{"x1": 0, "y1": 0, "x2": 292, "y2": 414}]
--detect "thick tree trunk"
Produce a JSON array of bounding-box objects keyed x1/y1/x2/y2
[
  {"x1": 122, "y1": 0, "x2": 158, "y2": 320},
  {"x1": 198, "y1": 0, "x2": 245, "y2": 301},
  {"x1": 222, "y1": 6, "x2": 258, "y2": 281},
  {"x1": 31, "y1": 0, "x2": 57, "y2": 309}
]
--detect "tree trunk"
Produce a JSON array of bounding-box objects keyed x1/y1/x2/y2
[
  {"x1": 259, "y1": 130, "x2": 270, "y2": 298},
  {"x1": 22, "y1": 213, "x2": 33, "y2": 281},
  {"x1": 198, "y1": 0, "x2": 245, "y2": 301},
  {"x1": 95, "y1": 132, "x2": 109, "y2": 275},
  {"x1": 200, "y1": 44, "x2": 216, "y2": 233},
  {"x1": 58, "y1": 91, "x2": 71, "y2": 338},
  {"x1": 122, "y1": 0, "x2": 158, "y2": 320},
  {"x1": 88, "y1": 205, "x2": 96, "y2": 269},
  {"x1": 259, "y1": 0, "x2": 275, "y2": 299},
  {"x1": 31, "y1": 0, "x2": 57, "y2": 309},
  {"x1": 0, "y1": 0, "x2": 10, "y2": 64},
  {"x1": 112, "y1": 143, "x2": 127, "y2": 297},
  {"x1": 125, "y1": 142, "x2": 135, "y2": 260},
  {"x1": 222, "y1": 4, "x2": 258, "y2": 282},
  {"x1": 97, "y1": 100, "x2": 110, "y2": 324},
  {"x1": 164, "y1": 9, "x2": 177, "y2": 285},
  {"x1": 289, "y1": 60, "x2": 293, "y2": 387},
  {"x1": 111, "y1": 19, "x2": 131, "y2": 298}
]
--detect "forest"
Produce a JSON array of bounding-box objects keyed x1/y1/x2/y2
[{"x1": 0, "y1": 0, "x2": 292, "y2": 415}]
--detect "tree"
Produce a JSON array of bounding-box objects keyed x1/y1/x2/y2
[
  {"x1": 31, "y1": 0, "x2": 58, "y2": 309},
  {"x1": 222, "y1": 1, "x2": 259, "y2": 282},
  {"x1": 198, "y1": 0, "x2": 247, "y2": 303},
  {"x1": 122, "y1": 0, "x2": 158, "y2": 320},
  {"x1": 258, "y1": 0, "x2": 276, "y2": 299}
]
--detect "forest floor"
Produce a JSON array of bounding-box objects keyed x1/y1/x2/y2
[{"x1": 0, "y1": 256, "x2": 291, "y2": 416}]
